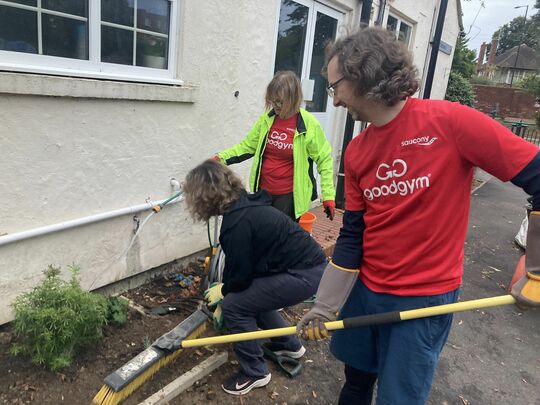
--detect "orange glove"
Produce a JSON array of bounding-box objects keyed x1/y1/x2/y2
[{"x1": 323, "y1": 200, "x2": 336, "y2": 220}]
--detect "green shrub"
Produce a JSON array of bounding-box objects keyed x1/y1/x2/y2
[
  {"x1": 11, "y1": 265, "x2": 108, "y2": 371},
  {"x1": 516, "y1": 74, "x2": 540, "y2": 100},
  {"x1": 535, "y1": 112, "x2": 540, "y2": 128},
  {"x1": 445, "y1": 71, "x2": 475, "y2": 107},
  {"x1": 106, "y1": 296, "x2": 129, "y2": 325}
]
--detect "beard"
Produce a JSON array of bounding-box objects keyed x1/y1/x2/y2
[{"x1": 348, "y1": 108, "x2": 368, "y2": 122}]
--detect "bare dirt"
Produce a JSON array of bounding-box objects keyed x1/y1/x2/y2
[{"x1": 0, "y1": 261, "x2": 342, "y2": 405}]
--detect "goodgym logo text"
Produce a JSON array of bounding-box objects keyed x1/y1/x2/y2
[
  {"x1": 267, "y1": 130, "x2": 293, "y2": 150},
  {"x1": 364, "y1": 159, "x2": 430, "y2": 201}
]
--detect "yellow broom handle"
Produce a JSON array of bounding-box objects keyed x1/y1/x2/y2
[
  {"x1": 181, "y1": 322, "x2": 347, "y2": 348},
  {"x1": 181, "y1": 295, "x2": 516, "y2": 349},
  {"x1": 399, "y1": 294, "x2": 515, "y2": 320}
]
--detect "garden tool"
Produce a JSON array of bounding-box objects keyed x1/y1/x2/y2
[
  {"x1": 93, "y1": 294, "x2": 516, "y2": 405},
  {"x1": 149, "y1": 305, "x2": 181, "y2": 316},
  {"x1": 262, "y1": 345, "x2": 302, "y2": 378},
  {"x1": 148, "y1": 298, "x2": 200, "y2": 316}
]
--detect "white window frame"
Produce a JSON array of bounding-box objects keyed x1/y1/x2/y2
[
  {"x1": 0, "y1": 0, "x2": 181, "y2": 85},
  {"x1": 386, "y1": 13, "x2": 413, "y2": 48}
]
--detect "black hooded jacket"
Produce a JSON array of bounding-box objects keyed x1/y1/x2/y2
[{"x1": 219, "y1": 191, "x2": 326, "y2": 295}]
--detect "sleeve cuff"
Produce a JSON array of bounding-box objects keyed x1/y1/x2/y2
[{"x1": 330, "y1": 260, "x2": 359, "y2": 273}]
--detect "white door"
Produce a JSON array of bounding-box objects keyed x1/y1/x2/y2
[
  {"x1": 273, "y1": 0, "x2": 342, "y2": 145},
  {"x1": 273, "y1": 0, "x2": 343, "y2": 196}
]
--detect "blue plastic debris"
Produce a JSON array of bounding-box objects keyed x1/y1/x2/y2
[{"x1": 174, "y1": 274, "x2": 194, "y2": 288}]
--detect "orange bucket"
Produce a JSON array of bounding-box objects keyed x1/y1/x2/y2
[{"x1": 299, "y1": 211, "x2": 317, "y2": 234}]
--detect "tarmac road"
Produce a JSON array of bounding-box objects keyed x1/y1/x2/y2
[{"x1": 429, "y1": 176, "x2": 540, "y2": 405}]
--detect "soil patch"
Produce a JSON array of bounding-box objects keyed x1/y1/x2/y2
[{"x1": 0, "y1": 261, "x2": 342, "y2": 405}]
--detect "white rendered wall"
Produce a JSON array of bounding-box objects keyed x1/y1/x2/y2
[
  {"x1": 377, "y1": 0, "x2": 460, "y2": 100},
  {"x1": 0, "y1": 0, "x2": 279, "y2": 325},
  {"x1": 0, "y1": 0, "x2": 459, "y2": 325}
]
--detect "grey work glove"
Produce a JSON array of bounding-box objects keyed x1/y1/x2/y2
[
  {"x1": 511, "y1": 211, "x2": 540, "y2": 308},
  {"x1": 297, "y1": 261, "x2": 359, "y2": 340}
]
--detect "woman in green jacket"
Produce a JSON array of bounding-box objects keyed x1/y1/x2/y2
[{"x1": 214, "y1": 71, "x2": 336, "y2": 221}]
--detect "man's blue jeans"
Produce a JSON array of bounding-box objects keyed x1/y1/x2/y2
[{"x1": 331, "y1": 279, "x2": 460, "y2": 405}]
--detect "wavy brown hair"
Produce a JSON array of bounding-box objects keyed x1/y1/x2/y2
[
  {"x1": 325, "y1": 26, "x2": 419, "y2": 106},
  {"x1": 265, "y1": 71, "x2": 303, "y2": 118},
  {"x1": 182, "y1": 160, "x2": 245, "y2": 222}
]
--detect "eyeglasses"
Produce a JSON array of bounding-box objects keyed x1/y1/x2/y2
[
  {"x1": 326, "y1": 77, "x2": 345, "y2": 98},
  {"x1": 270, "y1": 99, "x2": 283, "y2": 108}
]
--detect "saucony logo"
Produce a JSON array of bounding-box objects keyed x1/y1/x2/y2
[{"x1": 401, "y1": 136, "x2": 438, "y2": 147}]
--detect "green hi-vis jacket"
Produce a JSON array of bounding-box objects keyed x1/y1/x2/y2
[{"x1": 217, "y1": 108, "x2": 335, "y2": 219}]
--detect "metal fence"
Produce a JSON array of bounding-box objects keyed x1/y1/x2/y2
[
  {"x1": 509, "y1": 124, "x2": 540, "y2": 146},
  {"x1": 521, "y1": 128, "x2": 540, "y2": 146}
]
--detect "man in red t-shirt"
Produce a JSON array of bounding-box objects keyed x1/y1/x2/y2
[{"x1": 297, "y1": 27, "x2": 540, "y2": 405}]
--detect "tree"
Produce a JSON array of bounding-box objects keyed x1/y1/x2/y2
[
  {"x1": 450, "y1": 35, "x2": 476, "y2": 78},
  {"x1": 517, "y1": 74, "x2": 540, "y2": 100},
  {"x1": 445, "y1": 71, "x2": 475, "y2": 107},
  {"x1": 492, "y1": 3, "x2": 540, "y2": 55},
  {"x1": 516, "y1": 73, "x2": 540, "y2": 127}
]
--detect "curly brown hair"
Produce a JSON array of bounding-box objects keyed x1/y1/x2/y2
[
  {"x1": 182, "y1": 160, "x2": 245, "y2": 222},
  {"x1": 325, "y1": 26, "x2": 419, "y2": 106}
]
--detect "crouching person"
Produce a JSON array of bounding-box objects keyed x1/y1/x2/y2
[{"x1": 182, "y1": 160, "x2": 326, "y2": 395}]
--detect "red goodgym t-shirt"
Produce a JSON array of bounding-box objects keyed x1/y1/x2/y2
[
  {"x1": 344, "y1": 98, "x2": 538, "y2": 295},
  {"x1": 259, "y1": 114, "x2": 297, "y2": 195}
]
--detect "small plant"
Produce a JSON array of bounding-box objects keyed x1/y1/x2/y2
[
  {"x1": 142, "y1": 335, "x2": 152, "y2": 348},
  {"x1": 11, "y1": 265, "x2": 108, "y2": 371},
  {"x1": 106, "y1": 296, "x2": 129, "y2": 325}
]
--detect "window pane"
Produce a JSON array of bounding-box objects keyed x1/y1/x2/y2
[
  {"x1": 102, "y1": 0, "x2": 134, "y2": 27},
  {"x1": 3, "y1": 0, "x2": 36, "y2": 6},
  {"x1": 399, "y1": 22, "x2": 411, "y2": 45},
  {"x1": 274, "y1": 0, "x2": 308, "y2": 77},
  {"x1": 42, "y1": 14, "x2": 88, "y2": 59},
  {"x1": 137, "y1": 0, "x2": 169, "y2": 34},
  {"x1": 42, "y1": 0, "x2": 87, "y2": 17},
  {"x1": 0, "y1": 5, "x2": 37, "y2": 54},
  {"x1": 136, "y1": 33, "x2": 167, "y2": 69},
  {"x1": 387, "y1": 15, "x2": 398, "y2": 34},
  {"x1": 101, "y1": 25, "x2": 133, "y2": 65},
  {"x1": 306, "y1": 12, "x2": 337, "y2": 113}
]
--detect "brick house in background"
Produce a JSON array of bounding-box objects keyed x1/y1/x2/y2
[
  {"x1": 477, "y1": 40, "x2": 540, "y2": 86},
  {"x1": 490, "y1": 44, "x2": 540, "y2": 85},
  {"x1": 474, "y1": 39, "x2": 539, "y2": 119}
]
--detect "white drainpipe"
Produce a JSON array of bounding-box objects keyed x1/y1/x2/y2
[{"x1": 0, "y1": 195, "x2": 181, "y2": 247}]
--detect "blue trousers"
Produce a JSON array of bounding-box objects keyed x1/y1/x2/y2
[
  {"x1": 221, "y1": 263, "x2": 325, "y2": 377},
  {"x1": 331, "y1": 279, "x2": 459, "y2": 405}
]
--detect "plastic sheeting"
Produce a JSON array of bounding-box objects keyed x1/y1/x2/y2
[{"x1": 515, "y1": 215, "x2": 528, "y2": 249}]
